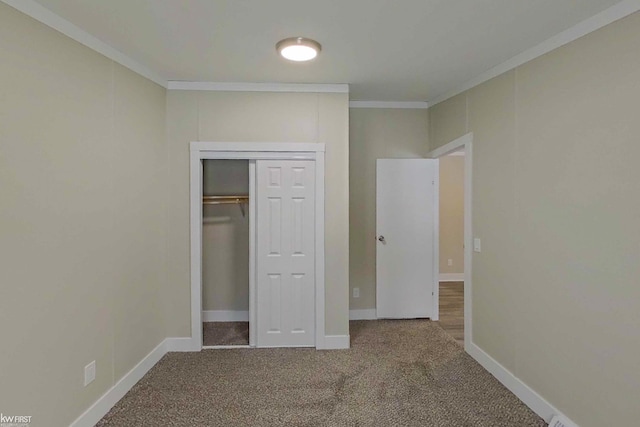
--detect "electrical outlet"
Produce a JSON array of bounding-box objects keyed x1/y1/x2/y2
[
  {"x1": 84, "y1": 361, "x2": 96, "y2": 386},
  {"x1": 549, "y1": 415, "x2": 578, "y2": 427},
  {"x1": 353, "y1": 287, "x2": 360, "y2": 298},
  {"x1": 447, "y1": 259, "x2": 453, "y2": 266}
]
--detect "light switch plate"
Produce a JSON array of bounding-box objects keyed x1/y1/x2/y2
[{"x1": 473, "y1": 238, "x2": 481, "y2": 253}]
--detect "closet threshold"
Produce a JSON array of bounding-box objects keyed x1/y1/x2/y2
[{"x1": 202, "y1": 345, "x2": 252, "y2": 350}]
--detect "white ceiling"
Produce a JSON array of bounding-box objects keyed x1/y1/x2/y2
[{"x1": 31, "y1": 0, "x2": 624, "y2": 101}]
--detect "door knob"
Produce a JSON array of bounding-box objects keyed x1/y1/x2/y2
[{"x1": 378, "y1": 235, "x2": 386, "y2": 243}]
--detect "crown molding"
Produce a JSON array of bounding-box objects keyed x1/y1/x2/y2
[
  {"x1": 428, "y1": 0, "x2": 640, "y2": 106},
  {"x1": 1, "y1": 0, "x2": 168, "y2": 88},
  {"x1": 349, "y1": 101, "x2": 429, "y2": 109},
  {"x1": 168, "y1": 81, "x2": 349, "y2": 93}
]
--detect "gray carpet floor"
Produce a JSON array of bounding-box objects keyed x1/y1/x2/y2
[
  {"x1": 97, "y1": 320, "x2": 546, "y2": 427},
  {"x1": 203, "y1": 322, "x2": 249, "y2": 346}
]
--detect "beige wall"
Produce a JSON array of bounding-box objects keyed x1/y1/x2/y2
[
  {"x1": 439, "y1": 155, "x2": 464, "y2": 275},
  {"x1": 165, "y1": 91, "x2": 350, "y2": 336},
  {"x1": 202, "y1": 160, "x2": 249, "y2": 311},
  {"x1": 0, "y1": 4, "x2": 167, "y2": 427},
  {"x1": 428, "y1": 12, "x2": 640, "y2": 426},
  {"x1": 349, "y1": 108, "x2": 429, "y2": 310}
]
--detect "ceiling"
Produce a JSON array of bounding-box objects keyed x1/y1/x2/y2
[{"x1": 32, "y1": 0, "x2": 623, "y2": 101}]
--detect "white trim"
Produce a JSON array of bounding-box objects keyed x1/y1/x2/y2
[
  {"x1": 463, "y1": 141, "x2": 473, "y2": 353},
  {"x1": 0, "y1": 0, "x2": 167, "y2": 88},
  {"x1": 249, "y1": 161, "x2": 257, "y2": 347},
  {"x1": 349, "y1": 309, "x2": 377, "y2": 320},
  {"x1": 165, "y1": 337, "x2": 198, "y2": 352},
  {"x1": 190, "y1": 142, "x2": 327, "y2": 351},
  {"x1": 432, "y1": 161, "x2": 440, "y2": 321},
  {"x1": 439, "y1": 273, "x2": 464, "y2": 282},
  {"x1": 202, "y1": 310, "x2": 249, "y2": 322},
  {"x1": 314, "y1": 151, "x2": 326, "y2": 349},
  {"x1": 318, "y1": 335, "x2": 350, "y2": 350},
  {"x1": 202, "y1": 345, "x2": 251, "y2": 350},
  {"x1": 428, "y1": 133, "x2": 473, "y2": 351},
  {"x1": 69, "y1": 339, "x2": 166, "y2": 427},
  {"x1": 200, "y1": 151, "x2": 318, "y2": 161},
  {"x1": 468, "y1": 342, "x2": 580, "y2": 426},
  {"x1": 428, "y1": 133, "x2": 473, "y2": 159},
  {"x1": 190, "y1": 151, "x2": 204, "y2": 350},
  {"x1": 191, "y1": 142, "x2": 325, "y2": 153},
  {"x1": 168, "y1": 81, "x2": 349, "y2": 93},
  {"x1": 428, "y1": 0, "x2": 640, "y2": 106},
  {"x1": 349, "y1": 101, "x2": 429, "y2": 109},
  {"x1": 447, "y1": 151, "x2": 465, "y2": 157}
]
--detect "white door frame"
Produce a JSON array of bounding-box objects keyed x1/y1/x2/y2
[
  {"x1": 428, "y1": 133, "x2": 473, "y2": 351},
  {"x1": 189, "y1": 142, "x2": 326, "y2": 351}
]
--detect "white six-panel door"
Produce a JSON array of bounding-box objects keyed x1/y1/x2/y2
[
  {"x1": 256, "y1": 160, "x2": 316, "y2": 347},
  {"x1": 376, "y1": 159, "x2": 437, "y2": 319}
]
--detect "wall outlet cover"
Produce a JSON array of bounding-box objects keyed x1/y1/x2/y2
[
  {"x1": 84, "y1": 361, "x2": 96, "y2": 386},
  {"x1": 549, "y1": 415, "x2": 578, "y2": 427},
  {"x1": 353, "y1": 288, "x2": 360, "y2": 298}
]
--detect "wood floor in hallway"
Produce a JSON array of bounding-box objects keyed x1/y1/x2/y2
[{"x1": 437, "y1": 281, "x2": 464, "y2": 345}]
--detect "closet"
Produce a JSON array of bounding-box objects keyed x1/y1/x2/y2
[
  {"x1": 192, "y1": 143, "x2": 324, "y2": 350},
  {"x1": 202, "y1": 160, "x2": 250, "y2": 347}
]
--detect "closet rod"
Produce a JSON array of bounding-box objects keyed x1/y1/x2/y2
[
  {"x1": 202, "y1": 195, "x2": 249, "y2": 217},
  {"x1": 202, "y1": 195, "x2": 249, "y2": 205}
]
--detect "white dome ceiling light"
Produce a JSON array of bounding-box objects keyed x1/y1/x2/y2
[{"x1": 276, "y1": 37, "x2": 321, "y2": 62}]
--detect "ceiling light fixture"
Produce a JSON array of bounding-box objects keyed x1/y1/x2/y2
[{"x1": 276, "y1": 37, "x2": 321, "y2": 62}]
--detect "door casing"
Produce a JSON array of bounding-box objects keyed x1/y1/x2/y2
[{"x1": 428, "y1": 133, "x2": 473, "y2": 352}]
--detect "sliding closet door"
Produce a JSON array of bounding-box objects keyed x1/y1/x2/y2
[{"x1": 256, "y1": 160, "x2": 315, "y2": 347}]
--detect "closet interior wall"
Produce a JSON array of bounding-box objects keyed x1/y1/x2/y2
[{"x1": 202, "y1": 160, "x2": 250, "y2": 314}]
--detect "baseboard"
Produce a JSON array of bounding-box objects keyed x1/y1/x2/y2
[
  {"x1": 69, "y1": 339, "x2": 167, "y2": 427},
  {"x1": 165, "y1": 337, "x2": 198, "y2": 352},
  {"x1": 349, "y1": 309, "x2": 377, "y2": 320},
  {"x1": 467, "y1": 342, "x2": 579, "y2": 426},
  {"x1": 318, "y1": 335, "x2": 350, "y2": 350},
  {"x1": 202, "y1": 310, "x2": 249, "y2": 322},
  {"x1": 439, "y1": 273, "x2": 464, "y2": 282}
]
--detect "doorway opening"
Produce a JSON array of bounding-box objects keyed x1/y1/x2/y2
[
  {"x1": 436, "y1": 151, "x2": 465, "y2": 345},
  {"x1": 429, "y1": 133, "x2": 473, "y2": 351}
]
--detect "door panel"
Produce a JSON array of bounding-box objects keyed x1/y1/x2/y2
[
  {"x1": 257, "y1": 160, "x2": 315, "y2": 347},
  {"x1": 376, "y1": 159, "x2": 437, "y2": 319}
]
